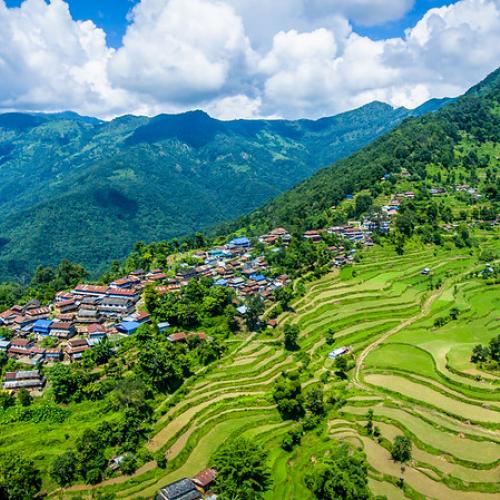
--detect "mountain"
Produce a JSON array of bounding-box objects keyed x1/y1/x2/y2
[
  {"x1": 0, "y1": 99, "x2": 447, "y2": 281},
  {"x1": 225, "y1": 68, "x2": 499, "y2": 235}
]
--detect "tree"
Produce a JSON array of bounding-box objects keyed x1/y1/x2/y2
[
  {"x1": 48, "y1": 364, "x2": 79, "y2": 403},
  {"x1": 283, "y1": 324, "x2": 300, "y2": 351},
  {"x1": 210, "y1": 438, "x2": 271, "y2": 499},
  {"x1": 391, "y1": 435, "x2": 412, "y2": 463},
  {"x1": 471, "y1": 344, "x2": 489, "y2": 364},
  {"x1": 273, "y1": 373, "x2": 304, "y2": 420},
  {"x1": 119, "y1": 453, "x2": 137, "y2": 475},
  {"x1": 305, "y1": 386, "x2": 325, "y2": 416},
  {"x1": 365, "y1": 409, "x2": 374, "y2": 435},
  {"x1": 274, "y1": 286, "x2": 294, "y2": 311},
  {"x1": 305, "y1": 444, "x2": 370, "y2": 500},
  {"x1": 50, "y1": 450, "x2": 77, "y2": 488},
  {"x1": 17, "y1": 388, "x2": 32, "y2": 407},
  {"x1": 0, "y1": 453, "x2": 42, "y2": 500},
  {"x1": 325, "y1": 328, "x2": 335, "y2": 345},
  {"x1": 334, "y1": 355, "x2": 348, "y2": 378}
]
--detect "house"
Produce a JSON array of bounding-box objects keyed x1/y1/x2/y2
[
  {"x1": 0, "y1": 308, "x2": 19, "y2": 325},
  {"x1": 176, "y1": 268, "x2": 198, "y2": 282},
  {"x1": 45, "y1": 349, "x2": 62, "y2": 362},
  {"x1": 98, "y1": 297, "x2": 134, "y2": 318},
  {"x1": 156, "y1": 478, "x2": 202, "y2": 500},
  {"x1": 76, "y1": 308, "x2": 101, "y2": 324},
  {"x1": 0, "y1": 340, "x2": 11, "y2": 352},
  {"x1": 3, "y1": 370, "x2": 45, "y2": 391},
  {"x1": 167, "y1": 332, "x2": 188, "y2": 343},
  {"x1": 421, "y1": 267, "x2": 431, "y2": 276},
  {"x1": 50, "y1": 322, "x2": 76, "y2": 339},
  {"x1": 8, "y1": 338, "x2": 34, "y2": 357},
  {"x1": 124, "y1": 310, "x2": 150, "y2": 324},
  {"x1": 109, "y1": 455, "x2": 126, "y2": 472},
  {"x1": 116, "y1": 321, "x2": 140, "y2": 336},
  {"x1": 157, "y1": 322, "x2": 171, "y2": 333},
  {"x1": 33, "y1": 319, "x2": 53, "y2": 337},
  {"x1": 267, "y1": 319, "x2": 278, "y2": 329},
  {"x1": 87, "y1": 323, "x2": 109, "y2": 340},
  {"x1": 303, "y1": 230, "x2": 322, "y2": 242},
  {"x1": 106, "y1": 288, "x2": 140, "y2": 302},
  {"x1": 236, "y1": 305, "x2": 248, "y2": 315},
  {"x1": 55, "y1": 291, "x2": 74, "y2": 302},
  {"x1": 72, "y1": 284, "x2": 108, "y2": 298},
  {"x1": 54, "y1": 299, "x2": 78, "y2": 314},
  {"x1": 328, "y1": 346, "x2": 350, "y2": 360},
  {"x1": 192, "y1": 468, "x2": 217, "y2": 493},
  {"x1": 227, "y1": 237, "x2": 251, "y2": 248},
  {"x1": 29, "y1": 347, "x2": 46, "y2": 366},
  {"x1": 65, "y1": 339, "x2": 90, "y2": 361}
]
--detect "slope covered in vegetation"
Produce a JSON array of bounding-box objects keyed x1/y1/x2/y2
[{"x1": 0, "y1": 100, "x2": 443, "y2": 281}]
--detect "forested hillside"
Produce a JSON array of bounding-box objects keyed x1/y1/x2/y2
[
  {"x1": 0, "y1": 100, "x2": 445, "y2": 281},
  {"x1": 225, "y1": 68, "x2": 499, "y2": 235}
]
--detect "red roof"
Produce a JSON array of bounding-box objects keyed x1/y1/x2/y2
[
  {"x1": 74, "y1": 284, "x2": 108, "y2": 294},
  {"x1": 0, "y1": 309, "x2": 16, "y2": 319},
  {"x1": 193, "y1": 468, "x2": 217, "y2": 488},
  {"x1": 11, "y1": 339, "x2": 32, "y2": 347},
  {"x1": 168, "y1": 332, "x2": 188, "y2": 342},
  {"x1": 88, "y1": 323, "x2": 107, "y2": 334},
  {"x1": 51, "y1": 322, "x2": 73, "y2": 330},
  {"x1": 106, "y1": 288, "x2": 138, "y2": 297}
]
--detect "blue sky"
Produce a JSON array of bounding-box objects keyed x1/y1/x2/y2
[
  {"x1": 5, "y1": 0, "x2": 457, "y2": 48},
  {"x1": 1, "y1": 0, "x2": 499, "y2": 119}
]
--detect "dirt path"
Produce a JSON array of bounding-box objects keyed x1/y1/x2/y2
[{"x1": 353, "y1": 285, "x2": 443, "y2": 389}]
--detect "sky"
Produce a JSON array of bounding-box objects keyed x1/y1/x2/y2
[{"x1": 1, "y1": 0, "x2": 499, "y2": 120}]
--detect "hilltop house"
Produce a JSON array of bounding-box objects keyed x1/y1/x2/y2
[{"x1": 98, "y1": 297, "x2": 134, "y2": 318}]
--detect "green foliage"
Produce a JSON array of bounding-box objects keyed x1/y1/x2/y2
[
  {"x1": 119, "y1": 453, "x2": 137, "y2": 475},
  {"x1": 136, "y1": 341, "x2": 191, "y2": 393},
  {"x1": 283, "y1": 323, "x2": 300, "y2": 351},
  {"x1": 228, "y1": 67, "x2": 500, "y2": 236},
  {"x1": 16, "y1": 389, "x2": 32, "y2": 407},
  {"x1": 305, "y1": 444, "x2": 370, "y2": 500},
  {"x1": 0, "y1": 103, "x2": 421, "y2": 281},
  {"x1": 471, "y1": 334, "x2": 499, "y2": 370},
  {"x1": 273, "y1": 372, "x2": 304, "y2": 420},
  {"x1": 391, "y1": 435, "x2": 412, "y2": 463},
  {"x1": 0, "y1": 453, "x2": 42, "y2": 500},
  {"x1": 147, "y1": 278, "x2": 234, "y2": 330},
  {"x1": 50, "y1": 450, "x2": 77, "y2": 488},
  {"x1": 305, "y1": 385, "x2": 326, "y2": 416},
  {"x1": 210, "y1": 437, "x2": 272, "y2": 499}
]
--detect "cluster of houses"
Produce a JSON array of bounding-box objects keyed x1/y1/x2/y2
[{"x1": 0, "y1": 223, "x2": 382, "y2": 392}]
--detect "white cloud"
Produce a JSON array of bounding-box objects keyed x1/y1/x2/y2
[
  {"x1": 109, "y1": 0, "x2": 256, "y2": 104},
  {"x1": 0, "y1": 0, "x2": 129, "y2": 116},
  {"x1": 0, "y1": 0, "x2": 499, "y2": 120}
]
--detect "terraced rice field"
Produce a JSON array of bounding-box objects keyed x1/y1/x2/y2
[{"x1": 67, "y1": 242, "x2": 499, "y2": 499}]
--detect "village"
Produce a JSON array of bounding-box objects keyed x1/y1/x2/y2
[{"x1": 0, "y1": 196, "x2": 402, "y2": 394}]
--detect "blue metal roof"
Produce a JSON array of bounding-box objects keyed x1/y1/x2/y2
[
  {"x1": 229, "y1": 237, "x2": 250, "y2": 246},
  {"x1": 33, "y1": 319, "x2": 53, "y2": 329},
  {"x1": 116, "y1": 321, "x2": 140, "y2": 333}
]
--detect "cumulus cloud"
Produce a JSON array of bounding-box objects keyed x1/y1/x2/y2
[
  {"x1": 109, "y1": 0, "x2": 256, "y2": 104},
  {"x1": 0, "y1": 0, "x2": 129, "y2": 116},
  {"x1": 0, "y1": 0, "x2": 499, "y2": 120}
]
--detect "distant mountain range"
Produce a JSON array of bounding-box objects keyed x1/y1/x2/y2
[{"x1": 0, "y1": 98, "x2": 450, "y2": 281}]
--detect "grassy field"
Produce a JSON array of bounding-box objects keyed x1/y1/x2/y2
[{"x1": 5, "y1": 237, "x2": 497, "y2": 499}]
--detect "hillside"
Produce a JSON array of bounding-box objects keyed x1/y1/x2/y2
[
  {"x1": 0, "y1": 99, "x2": 447, "y2": 281},
  {"x1": 0, "y1": 69, "x2": 498, "y2": 500},
  {"x1": 225, "y1": 68, "x2": 499, "y2": 235}
]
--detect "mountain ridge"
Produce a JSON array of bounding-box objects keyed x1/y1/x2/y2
[{"x1": 0, "y1": 97, "x2": 449, "y2": 281}]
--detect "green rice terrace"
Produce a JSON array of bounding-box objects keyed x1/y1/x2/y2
[{"x1": 48, "y1": 237, "x2": 498, "y2": 499}]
